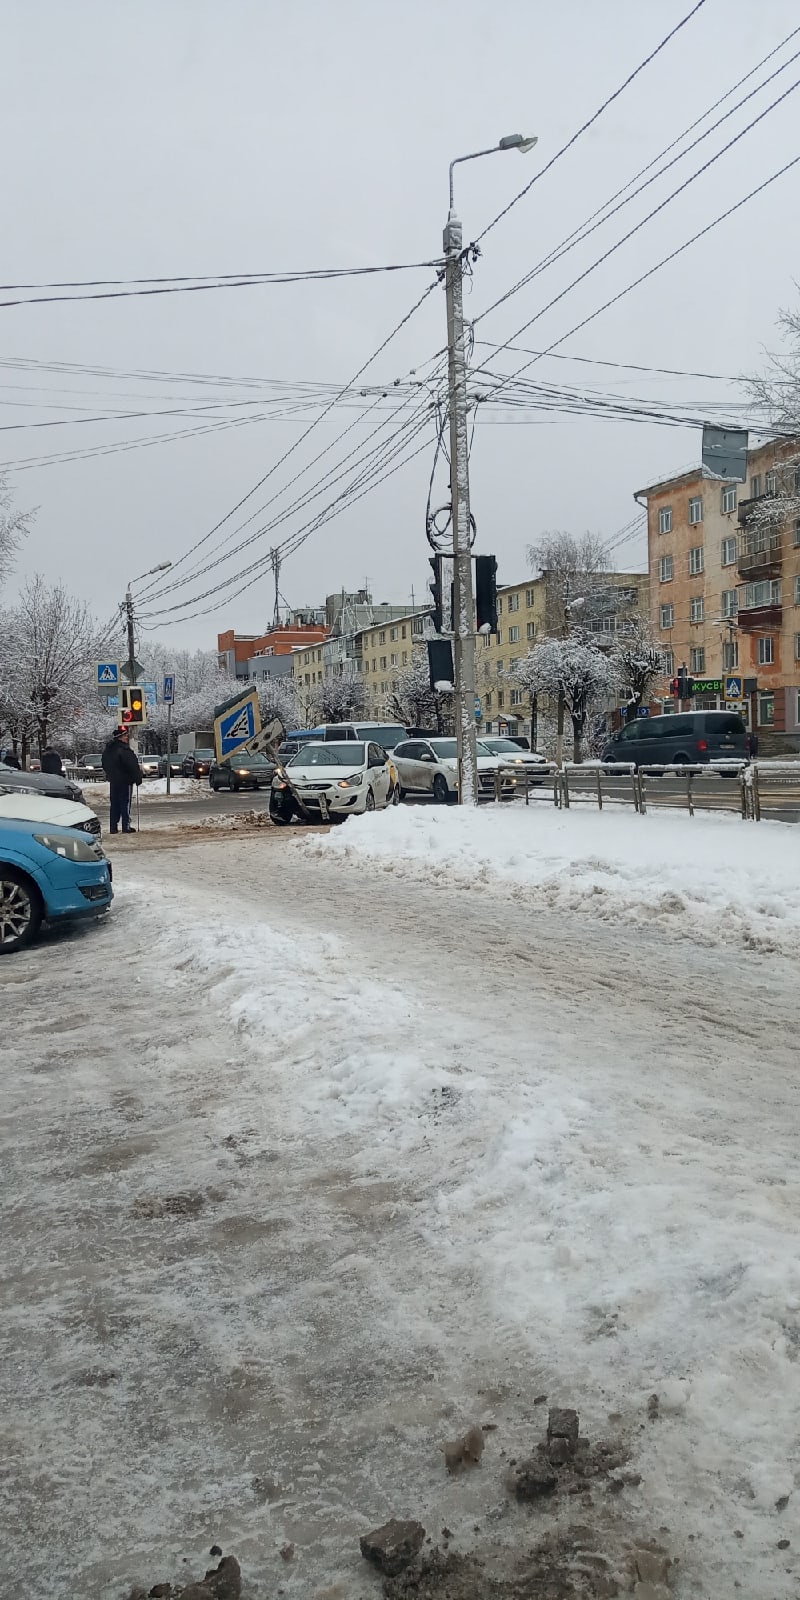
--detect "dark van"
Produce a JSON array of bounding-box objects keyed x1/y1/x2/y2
[{"x1": 603, "y1": 710, "x2": 749, "y2": 769}]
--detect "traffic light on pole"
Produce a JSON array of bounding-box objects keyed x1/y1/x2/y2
[
  {"x1": 120, "y1": 685, "x2": 147, "y2": 725},
  {"x1": 428, "y1": 555, "x2": 443, "y2": 633},
  {"x1": 475, "y1": 554, "x2": 498, "y2": 633}
]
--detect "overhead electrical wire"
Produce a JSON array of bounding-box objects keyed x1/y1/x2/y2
[
  {"x1": 475, "y1": 0, "x2": 709, "y2": 244},
  {"x1": 472, "y1": 341, "x2": 740, "y2": 383}
]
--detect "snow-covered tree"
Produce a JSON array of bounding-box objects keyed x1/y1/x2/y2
[
  {"x1": 388, "y1": 651, "x2": 451, "y2": 732},
  {"x1": 746, "y1": 306, "x2": 800, "y2": 530},
  {"x1": 527, "y1": 531, "x2": 611, "y2": 637},
  {"x1": 510, "y1": 635, "x2": 618, "y2": 762},
  {"x1": 0, "y1": 577, "x2": 102, "y2": 757},
  {"x1": 0, "y1": 472, "x2": 34, "y2": 594},
  {"x1": 613, "y1": 617, "x2": 667, "y2": 716},
  {"x1": 310, "y1": 672, "x2": 364, "y2": 723},
  {"x1": 256, "y1": 674, "x2": 298, "y2": 731}
]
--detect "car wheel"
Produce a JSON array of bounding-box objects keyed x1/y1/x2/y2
[
  {"x1": 0, "y1": 869, "x2": 42, "y2": 954},
  {"x1": 433, "y1": 774, "x2": 449, "y2": 805},
  {"x1": 210, "y1": 781, "x2": 220, "y2": 791},
  {"x1": 671, "y1": 753, "x2": 690, "y2": 767},
  {"x1": 230, "y1": 779, "x2": 240, "y2": 792},
  {"x1": 365, "y1": 787, "x2": 376, "y2": 812}
]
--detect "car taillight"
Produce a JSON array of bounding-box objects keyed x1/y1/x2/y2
[{"x1": 698, "y1": 739, "x2": 708, "y2": 752}]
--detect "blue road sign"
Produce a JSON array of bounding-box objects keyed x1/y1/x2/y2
[
  {"x1": 143, "y1": 682, "x2": 157, "y2": 707},
  {"x1": 725, "y1": 675, "x2": 743, "y2": 699},
  {"x1": 162, "y1": 674, "x2": 175, "y2": 705},
  {"x1": 636, "y1": 705, "x2": 651, "y2": 718},
  {"x1": 107, "y1": 695, "x2": 119, "y2": 709},
  {"x1": 97, "y1": 661, "x2": 119, "y2": 688},
  {"x1": 218, "y1": 696, "x2": 257, "y2": 758},
  {"x1": 474, "y1": 695, "x2": 482, "y2": 721}
]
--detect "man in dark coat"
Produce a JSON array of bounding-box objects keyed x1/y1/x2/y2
[
  {"x1": 101, "y1": 726, "x2": 143, "y2": 833},
  {"x1": 41, "y1": 747, "x2": 64, "y2": 775}
]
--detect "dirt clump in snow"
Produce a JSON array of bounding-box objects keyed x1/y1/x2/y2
[
  {"x1": 126, "y1": 1552, "x2": 241, "y2": 1600},
  {"x1": 360, "y1": 1518, "x2": 427, "y2": 1576},
  {"x1": 442, "y1": 1424, "x2": 486, "y2": 1472}
]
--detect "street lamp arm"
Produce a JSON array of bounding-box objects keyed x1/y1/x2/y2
[{"x1": 448, "y1": 133, "x2": 537, "y2": 209}]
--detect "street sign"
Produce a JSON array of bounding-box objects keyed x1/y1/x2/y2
[
  {"x1": 107, "y1": 695, "x2": 119, "y2": 709},
  {"x1": 143, "y1": 682, "x2": 157, "y2": 707},
  {"x1": 474, "y1": 695, "x2": 482, "y2": 721},
  {"x1": 96, "y1": 661, "x2": 119, "y2": 688},
  {"x1": 213, "y1": 687, "x2": 262, "y2": 762},
  {"x1": 120, "y1": 657, "x2": 144, "y2": 683},
  {"x1": 244, "y1": 716, "x2": 285, "y2": 755},
  {"x1": 725, "y1": 700, "x2": 746, "y2": 713},
  {"x1": 636, "y1": 705, "x2": 651, "y2": 718},
  {"x1": 725, "y1": 675, "x2": 743, "y2": 699},
  {"x1": 162, "y1": 674, "x2": 175, "y2": 705},
  {"x1": 701, "y1": 424, "x2": 748, "y2": 483}
]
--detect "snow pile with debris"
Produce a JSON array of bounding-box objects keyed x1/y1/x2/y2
[{"x1": 311, "y1": 804, "x2": 799, "y2": 954}]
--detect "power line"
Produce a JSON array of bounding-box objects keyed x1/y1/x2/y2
[
  {"x1": 475, "y1": 0, "x2": 709, "y2": 244},
  {"x1": 473, "y1": 340, "x2": 740, "y2": 382},
  {"x1": 0, "y1": 258, "x2": 442, "y2": 312}
]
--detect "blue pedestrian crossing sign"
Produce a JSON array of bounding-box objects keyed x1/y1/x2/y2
[
  {"x1": 725, "y1": 675, "x2": 743, "y2": 699},
  {"x1": 213, "y1": 687, "x2": 262, "y2": 761},
  {"x1": 143, "y1": 682, "x2": 158, "y2": 707},
  {"x1": 96, "y1": 661, "x2": 120, "y2": 688},
  {"x1": 162, "y1": 674, "x2": 175, "y2": 705}
]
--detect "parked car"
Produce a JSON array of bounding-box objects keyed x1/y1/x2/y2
[
  {"x1": 479, "y1": 736, "x2": 550, "y2": 781},
  {"x1": 157, "y1": 753, "x2": 183, "y2": 777},
  {"x1": 0, "y1": 791, "x2": 101, "y2": 838},
  {"x1": 602, "y1": 711, "x2": 749, "y2": 770},
  {"x1": 270, "y1": 741, "x2": 393, "y2": 822},
  {"x1": 76, "y1": 753, "x2": 105, "y2": 779},
  {"x1": 139, "y1": 754, "x2": 161, "y2": 778},
  {"x1": 209, "y1": 753, "x2": 276, "y2": 792},
  {"x1": 391, "y1": 737, "x2": 516, "y2": 802},
  {"x1": 0, "y1": 817, "x2": 113, "y2": 953},
  {"x1": 180, "y1": 748, "x2": 215, "y2": 778},
  {"x1": 0, "y1": 761, "x2": 84, "y2": 804}
]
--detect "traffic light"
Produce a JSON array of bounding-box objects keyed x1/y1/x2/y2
[
  {"x1": 120, "y1": 685, "x2": 147, "y2": 725},
  {"x1": 427, "y1": 638, "x2": 454, "y2": 692},
  {"x1": 475, "y1": 554, "x2": 498, "y2": 633},
  {"x1": 671, "y1": 669, "x2": 694, "y2": 700},
  {"x1": 428, "y1": 556, "x2": 443, "y2": 633}
]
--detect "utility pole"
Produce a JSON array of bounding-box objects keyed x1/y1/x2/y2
[
  {"x1": 125, "y1": 587, "x2": 136, "y2": 689},
  {"x1": 444, "y1": 197, "x2": 478, "y2": 805}
]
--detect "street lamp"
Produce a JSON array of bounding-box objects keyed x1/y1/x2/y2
[{"x1": 443, "y1": 133, "x2": 537, "y2": 804}]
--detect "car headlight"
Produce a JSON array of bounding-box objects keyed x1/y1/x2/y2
[
  {"x1": 338, "y1": 773, "x2": 364, "y2": 788},
  {"x1": 34, "y1": 832, "x2": 104, "y2": 863}
]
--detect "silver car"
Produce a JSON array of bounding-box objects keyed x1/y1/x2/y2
[{"x1": 391, "y1": 737, "x2": 514, "y2": 802}]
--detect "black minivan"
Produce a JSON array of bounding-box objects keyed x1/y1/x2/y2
[{"x1": 603, "y1": 710, "x2": 749, "y2": 769}]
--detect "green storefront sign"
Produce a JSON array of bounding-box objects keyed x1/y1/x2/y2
[{"x1": 692, "y1": 678, "x2": 723, "y2": 695}]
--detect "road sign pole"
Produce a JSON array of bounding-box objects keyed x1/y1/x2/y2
[{"x1": 166, "y1": 702, "x2": 172, "y2": 797}]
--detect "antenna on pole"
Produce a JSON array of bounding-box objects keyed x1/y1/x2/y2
[{"x1": 270, "y1": 548, "x2": 281, "y2": 628}]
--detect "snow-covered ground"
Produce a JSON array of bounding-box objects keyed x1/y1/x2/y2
[
  {"x1": 311, "y1": 803, "x2": 800, "y2": 957},
  {"x1": 1, "y1": 832, "x2": 798, "y2": 1597},
  {"x1": 79, "y1": 776, "x2": 201, "y2": 801}
]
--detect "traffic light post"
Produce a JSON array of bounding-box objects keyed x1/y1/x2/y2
[{"x1": 120, "y1": 686, "x2": 147, "y2": 728}]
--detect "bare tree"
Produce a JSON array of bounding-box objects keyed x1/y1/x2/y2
[
  {"x1": 746, "y1": 304, "x2": 800, "y2": 531},
  {"x1": 388, "y1": 652, "x2": 452, "y2": 732},
  {"x1": 526, "y1": 531, "x2": 611, "y2": 637},
  {"x1": 0, "y1": 472, "x2": 35, "y2": 594},
  {"x1": 510, "y1": 636, "x2": 618, "y2": 762},
  {"x1": 0, "y1": 577, "x2": 102, "y2": 756},
  {"x1": 613, "y1": 616, "x2": 667, "y2": 716},
  {"x1": 310, "y1": 672, "x2": 364, "y2": 724}
]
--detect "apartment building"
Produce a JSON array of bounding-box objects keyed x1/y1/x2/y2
[
  {"x1": 359, "y1": 609, "x2": 433, "y2": 719},
  {"x1": 639, "y1": 435, "x2": 800, "y2": 743},
  {"x1": 217, "y1": 615, "x2": 327, "y2": 680}
]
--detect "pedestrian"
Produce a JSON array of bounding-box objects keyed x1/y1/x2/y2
[
  {"x1": 2, "y1": 749, "x2": 21, "y2": 769},
  {"x1": 101, "y1": 726, "x2": 143, "y2": 834},
  {"x1": 41, "y1": 746, "x2": 64, "y2": 776}
]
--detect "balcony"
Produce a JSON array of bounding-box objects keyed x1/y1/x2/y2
[
  {"x1": 737, "y1": 492, "x2": 775, "y2": 526},
  {"x1": 736, "y1": 602, "x2": 782, "y2": 634},
  {"x1": 737, "y1": 529, "x2": 782, "y2": 580}
]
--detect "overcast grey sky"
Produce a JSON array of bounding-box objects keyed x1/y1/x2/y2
[{"x1": 3, "y1": 0, "x2": 799, "y2": 649}]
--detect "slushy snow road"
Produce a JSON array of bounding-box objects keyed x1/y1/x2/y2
[{"x1": 1, "y1": 810, "x2": 798, "y2": 1598}]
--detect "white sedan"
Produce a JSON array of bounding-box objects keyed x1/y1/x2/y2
[
  {"x1": 272, "y1": 740, "x2": 393, "y2": 821},
  {"x1": 391, "y1": 737, "x2": 515, "y2": 802},
  {"x1": 478, "y1": 736, "x2": 551, "y2": 782},
  {"x1": 0, "y1": 788, "x2": 102, "y2": 837}
]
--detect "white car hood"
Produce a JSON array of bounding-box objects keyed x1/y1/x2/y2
[
  {"x1": 0, "y1": 791, "x2": 95, "y2": 829},
  {"x1": 289, "y1": 762, "x2": 366, "y2": 783}
]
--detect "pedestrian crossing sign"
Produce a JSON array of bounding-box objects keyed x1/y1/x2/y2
[
  {"x1": 725, "y1": 675, "x2": 743, "y2": 699},
  {"x1": 96, "y1": 661, "x2": 120, "y2": 688},
  {"x1": 213, "y1": 687, "x2": 262, "y2": 761}
]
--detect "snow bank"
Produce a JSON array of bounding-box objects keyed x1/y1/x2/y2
[
  {"x1": 79, "y1": 776, "x2": 200, "y2": 800},
  {"x1": 308, "y1": 803, "x2": 800, "y2": 956}
]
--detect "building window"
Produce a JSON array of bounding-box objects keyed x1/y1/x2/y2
[
  {"x1": 794, "y1": 519, "x2": 800, "y2": 548},
  {"x1": 688, "y1": 545, "x2": 704, "y2": 575},
  {"x1": 660, "y1": 603, "x2": 674, "y2": 629},
  {"x1": 379, "y1": 630, "x2": 386, "y2": 644},
  {"x1": 497, "y1": 597, "x2": 503, "y2": 615},
  {"x1": 380, "y1": 655, "x2": 387, "y2": 669},
  {"x1": 526, "y1": 621, "x2": 535, "y2": 640},
  {"x1": 795, "y1": 575, "x2": 800, "y2": 605},
  {"x1": 390, "y1": 652, "x2": 398, "y2": 666},
  {"x1": 688, "y1": 496, "x2": 703, "y2": 524},
  {"x1": 690, "y1": 647, "x2": 706, "y2": 674},
  {"x1": 659, "y1": 555, "x2": 674, "y2": 583},
  {"x1": 759, "y1": 692, "x2": 775, "y2": 727},
  {"x1": 795, "y1": 634, "x2": 800, "y2": 662},
  {"x1": 721, "y1": 590, "x2": 738, "y2": 619},
  {"x1": 745, "y1": 579, "x2": 781, "y2": 607},
  {"x1": 372, "y1": 658, "x2": 377, "y2": 672},
  {"x1": 509, "y1": 658, "x2": 520, "y2": 672},
  {"x1": 658, "y1": 507, "x2": 672, "y2": 535},
  {"x1": 482, "y1": 633, "x2": 491, "y2": 649},
  {"x1": 412, "y1": 616, "x2": 424, "y2": 635},
  {"x1": 721, "y1": 536, "x2": 737, "y2": 566},
  {"x1": 525, "y1": 588, "x2": 535, "y2": 607},
  {"x1": 509, "y1": 625, "x2": 520, "y2": 643},
  {"x1": 723, "y1": 640, "x2": 739, "y2": 670},
  {"x1": 402, "y1": 625, "x2": 407, "y2": 639},
  {"x1": 402, "y1": 651, "x2": 408, "y2": 665},
  {"x1": 690, "y1": 596, "x2": 704, "y2": 624},
  {"x1": 496, "y1": 629, "x2": 502, "y2": 644},
  {"x1": 721, "y1": 485, "x2": 737, "y2": 515},
  {"x1": 364, "y1": 659, "x2": 369, "y2": 674},
  {"x1": 507, "y1": 593, "x2": 519, "y2": 612},
  {"x1": 510, "y1": 688, "x2": 523, "y2": 706},
  {"x1": 663, "y1": 648, "x2": 675, "y2": 676},
  {"x1": 757, "y1": 636, "x2": 775, "y2": 666},
  {"x1": 765, "y1": 469, "x2": 777, "y2": 495},
  {"x1": 390, "y1": 627, "x2": 397, "y2": 641},
  {"x1": 750, "y1": 474, "x2": 762, "y2": 498}
]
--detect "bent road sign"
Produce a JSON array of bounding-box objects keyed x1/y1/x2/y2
[
  {"x1": 96, "y1": 661, "x2": 119, "y2": 688},
  {"x1": 213, "y1": 687, "x2": 262, "y2": 762}
]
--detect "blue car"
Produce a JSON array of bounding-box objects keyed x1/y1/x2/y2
[{"x1": 0, "y1": 817, "x2": 113, "y2": 954}]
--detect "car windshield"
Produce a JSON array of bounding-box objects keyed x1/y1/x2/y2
[
  {"x1": 429, "y1": 740, "x2": 457, "y2": 759},
  {"x1": 232, "y1": 755, "x2": 270, "y2": 767},
  {"x1": 82, "y1": 754, "x2": 101, "y2": 763},
  {"x1": 482, "y1": 738, "x2": 524, "y2": 753},
  {"x1": 291, "y1": 743, "x2": 365, "y2": 767},
  {"x1": 192, "y1": 749, "x2": 214, "y2": 759}
]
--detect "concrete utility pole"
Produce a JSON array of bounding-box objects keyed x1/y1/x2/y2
[
  {"x1": 445, "y1": 134, "x2": 537, "y2": 804},
  {"x1": 124, "y1": 562, "x2": 172, "y2": 749}
]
